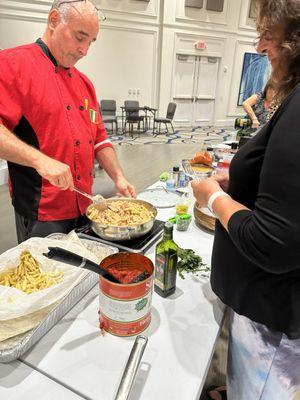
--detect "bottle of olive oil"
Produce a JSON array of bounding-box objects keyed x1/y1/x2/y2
[{"x1": 154, "y1": 222, "x2": 179, "y2": 297}]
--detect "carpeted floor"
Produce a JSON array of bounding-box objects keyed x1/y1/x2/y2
[{"x1": 108, "y1": 126, "x2": 236, "y2": 146}]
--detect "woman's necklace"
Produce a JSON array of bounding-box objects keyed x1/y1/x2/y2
[{"x1": 267, "y1": 98, "x2": 282, "y2": 121}]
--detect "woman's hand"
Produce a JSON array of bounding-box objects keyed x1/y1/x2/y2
[
  {"x1": 213, "y1": 173, "x2": 229, "y2": 192},
  {"x1": 191, "y1": 177, "x2": 223, "y2": 208},
  {"x1": 251, "y1": 118, "x2": 260, "y2": 129}
]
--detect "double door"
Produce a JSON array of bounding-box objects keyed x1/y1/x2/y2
[{"x1": 173, "y1": 54, "x2": 220, "y2": 126}]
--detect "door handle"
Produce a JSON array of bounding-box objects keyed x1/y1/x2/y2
[{"x1": 173, "y1": 96, "x2": 193, "y2": 100}]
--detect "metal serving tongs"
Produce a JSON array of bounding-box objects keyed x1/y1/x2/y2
[
  {"x1": 73, "y1": 187, "x2": 119, "y2": 212},
  {"x1": 114, "y1": 335, "x2": 148, "y2": 400}
]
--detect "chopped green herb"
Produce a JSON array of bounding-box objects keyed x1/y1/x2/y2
[{"x1": 177, "y1": 248, "x2": 210, "y2": 279}]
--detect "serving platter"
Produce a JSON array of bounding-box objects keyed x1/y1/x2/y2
[{"x1": 137, "y1": 187, "x2": 182, "y2": 208}]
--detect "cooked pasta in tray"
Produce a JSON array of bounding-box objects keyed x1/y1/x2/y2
[
  {"x1": 87, "y1": 200, "x2": 155, "y2": 226},
  {"x1": 0, "y1": 250, "x2": 63, "y2": 294}
]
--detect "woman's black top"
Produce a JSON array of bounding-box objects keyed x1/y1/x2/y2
[{"x1": 211, "y1": 83, "x2": 300, "y2": 339}]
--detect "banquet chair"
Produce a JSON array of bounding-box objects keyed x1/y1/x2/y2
[
  {"x1": 153, "y1": 102, "x2": 177, "y2": 134},
  {"x1": 123, "y1": 100, "x2": 144, "y2": 137},
  {"x1": 99, "y1": 100, "x2": 118, "y2": 134}
]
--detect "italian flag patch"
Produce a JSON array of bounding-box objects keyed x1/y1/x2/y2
[{"x1": 89, "y1": 108, "x2": 98, "y2": 124}]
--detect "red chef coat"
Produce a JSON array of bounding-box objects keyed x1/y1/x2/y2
[{"x1": 0, "y1": 40, "x2": 113, "y2": 221}]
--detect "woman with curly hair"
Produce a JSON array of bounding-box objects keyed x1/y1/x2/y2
[
  {"x1": 193, "y1": 1, "x2": 300, "y2": 399},
  {"x1": 242, "y1": 79, "x2": 276, "y2": 129}
]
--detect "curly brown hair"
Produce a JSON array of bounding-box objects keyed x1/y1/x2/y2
[
  {"x1": 256, "y1": 0, "x2": 300, "y2": 100},
  {"x1": 262, "y1": 78, "x2": 275, "y2": 99}
]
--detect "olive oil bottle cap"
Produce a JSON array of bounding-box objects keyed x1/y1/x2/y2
[{"x1": 164, "y1": 221, "x2": 174, "y2": 233}]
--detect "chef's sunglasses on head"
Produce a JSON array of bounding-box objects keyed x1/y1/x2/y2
[{"x1": 56, "y1": 0, "x2": 106, "y2": 21}]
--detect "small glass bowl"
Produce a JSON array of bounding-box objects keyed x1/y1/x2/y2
[{"x1": 176, "y1": 215, "x2": 192, "y2": 231}]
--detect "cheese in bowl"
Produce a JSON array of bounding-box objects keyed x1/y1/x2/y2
[
  {"x1": 190, "y1": 164, "x2": 213, "y2": 174},
  {"x1": 189, "y1": 163, "x2": 214, "y2": 179}
]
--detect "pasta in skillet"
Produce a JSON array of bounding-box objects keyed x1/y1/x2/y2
[
  {"x1": 87, "y1": 200, "x2": 154, "y2": 226},
  {"x1": 0, "y1": 251, "x2": 63, "y2": 294}
]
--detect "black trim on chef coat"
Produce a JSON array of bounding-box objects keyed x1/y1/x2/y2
[{"x1": 8, "y1": 117, "x2": 42, "y2": 219}]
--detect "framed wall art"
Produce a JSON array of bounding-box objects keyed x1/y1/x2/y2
[{"x1": 237, "y1": 52, "x2": 271, "y2": 106}]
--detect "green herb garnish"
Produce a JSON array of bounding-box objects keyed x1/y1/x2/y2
[{"x1": 177, "y1": 248, "x2": 210, "y2": 279}]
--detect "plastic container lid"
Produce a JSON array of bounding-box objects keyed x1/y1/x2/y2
[{"x1": 137, "y1": 188, "x2": 182, "y2": 208}]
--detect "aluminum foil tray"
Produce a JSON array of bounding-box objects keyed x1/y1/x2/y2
[{"x1": 0, "y1": 236, "x2": 118, "y2": 363}]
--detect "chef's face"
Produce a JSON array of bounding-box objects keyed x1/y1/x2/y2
[{"x1": 48, "y1": 4, "x2": 99, "y2": 68}]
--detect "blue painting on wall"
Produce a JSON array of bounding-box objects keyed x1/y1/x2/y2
[{"x1": 237, "y1": 52, "x2": 271, "y2": 106}]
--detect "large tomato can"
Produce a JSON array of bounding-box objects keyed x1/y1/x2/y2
[{"x1": 98, "y1": 253, "x2": 154, "y2": 336}]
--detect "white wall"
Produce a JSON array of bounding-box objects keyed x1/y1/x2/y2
[
  {"x1": 78, "y1": 0, "x2": 160, "y2": 110},
  {"x1": 0, "y1": 0, "x2": 259, "y2": 125},
  {"x1": 159, "y1": 0, "x2": 258, "y2": 126},
  {"x1": 78, "y1": 25, "x2": 158, "y2": 108},
  {"x1": 0, "y1": 0, "x2": 160, "y2": 116}
]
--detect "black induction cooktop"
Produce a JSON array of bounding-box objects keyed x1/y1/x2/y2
[{"x1": 75, "y1": 219, "x2": 165, "y2": 254}]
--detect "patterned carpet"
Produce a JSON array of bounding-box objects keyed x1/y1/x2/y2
[{"x1": 109, "y1": 126, "x2": 236, "y2": 146}]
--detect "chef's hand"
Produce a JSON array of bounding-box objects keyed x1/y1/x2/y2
[
  {"x1": 213, "y1": 173, "x2": 229, "y2": 192},
  {"x1": 191, "y1": 177, "x2": 222, "y2": 208},
  {"x1": 34, "y1": 155, "x2": 74, "y2": 190},
  {"x1": 115, "y1": 176, "x2": 136, "y2": 198}
]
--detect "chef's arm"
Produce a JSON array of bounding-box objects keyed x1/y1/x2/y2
[
  {"x1": 95, "y1": 146, "x2": 136, "y2": 197},
  {"x1": 0, "y1": 124, "x2": 73, "y2": 190}
]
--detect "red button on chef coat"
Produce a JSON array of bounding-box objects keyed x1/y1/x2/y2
[{"x1": 0, "y1": 41, "x2": 113, "y2": 221}]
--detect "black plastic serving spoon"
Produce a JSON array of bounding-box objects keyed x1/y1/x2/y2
[
  {"x1": 43, "y1": 247, "x2": 120, "y2": 283},
  {"x1": 43, "y1": 247, "x2": 150, "y2": 284}
]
